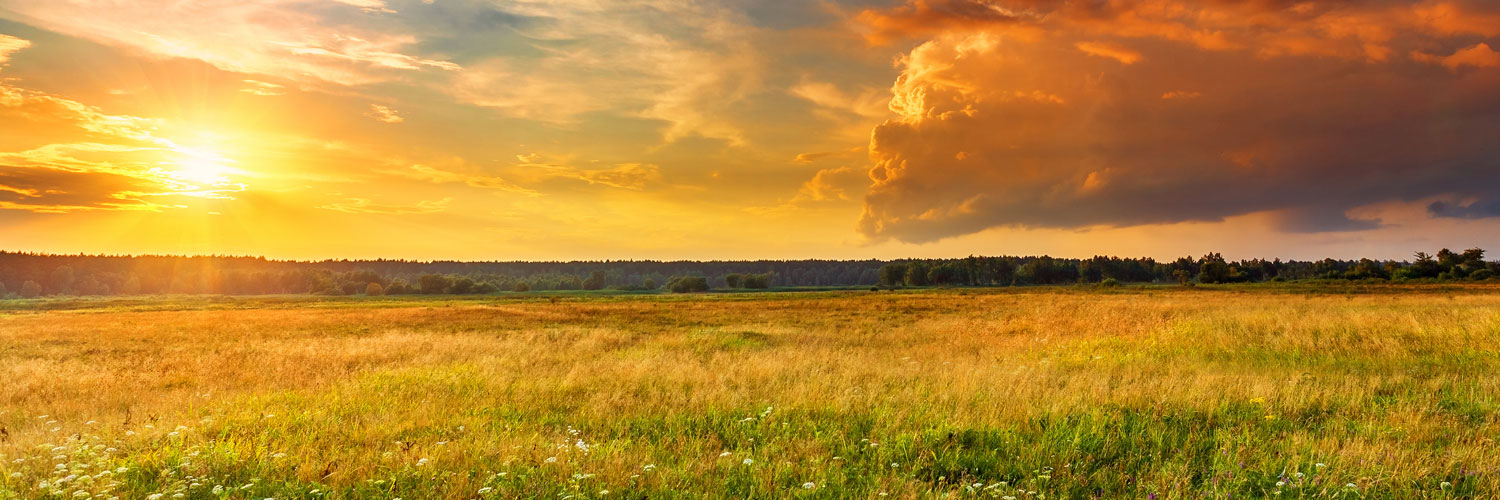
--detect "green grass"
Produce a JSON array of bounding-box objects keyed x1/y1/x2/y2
[{"x1": 1, "y1": 287, "x2": 1497, "y2": 498}]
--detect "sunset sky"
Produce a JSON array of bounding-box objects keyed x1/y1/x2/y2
[{"x1": 1, "y1": 0, "x2": 1498, "y2": 261}]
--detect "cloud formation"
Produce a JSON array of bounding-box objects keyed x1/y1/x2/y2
[{"x1": 855, "y1": 0, "x2": 1500, "y2": 243}]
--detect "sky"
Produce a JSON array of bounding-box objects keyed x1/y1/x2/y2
[{"x1": 0, "y1": 0, "x2": 1498, "y2": 262}]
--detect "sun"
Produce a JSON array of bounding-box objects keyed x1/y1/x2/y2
[
  {"x1": 173, "y1": 148, "x2": 234, "y2": 185},
  {"x1": 151, "y1": 134, "x2": 249, "y2": 199}
]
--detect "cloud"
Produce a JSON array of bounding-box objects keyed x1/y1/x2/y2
[
  {"x1": 1413, "y1": 42, "x2": 1500, "y2": 70},
  {"x1": 448, "y1": 1, "x2": 761, "y2": 144},
  {"x1": 853, "y1": 1, "x2": 1500, "y2": 243},
  {"x1": 794, "y1": 166, "x2": 864, "y2": 202},
  {"x1": 367, "y1": 104, "x2": 403, "y2": 123},
  {"x1": 394, "y1": 164, "x2": 537, "y2": 195},
  {"x1": 517, "y1": 160, "x2": 665, "y2": 190},
  {"x1": 239, "y1": 80, "x2": 286, "y2": 96},
  {"x1": 0, "y1": 1, "x2": 459, "y2": 86},
  {"x1": 793, "y1": 147, "x2": 865, "y2": 164},
  {"x1": 1074, "y1": 41, "x2": 1142, "y2": 64},
  {"x1": 0, "y1": 40, "x2": 247, "y2": 212},
  {"x1": 320, "y1": 196, "x2": 451, "y2": 214},
  {"x1": 1429, "y1": 198, "x2": 1500, "y2": 219},
  {"x1": 0, "y1": 34, "x2": 29, "y2": 68}
]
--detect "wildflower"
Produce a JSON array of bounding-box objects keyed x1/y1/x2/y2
[
  {"x1": 416, "y1": 458, "x2": 430, "y2": 466},
  {"x1": 802, "y1": 482, "x2": 816, "y2": 489},
  {"x1": 719, "y1": 451, "x2": 732, "y2": 457},
  {"x1": 742, "y1": 458, "x2": 754, "y2": 465},
  {"x1": 212, "y1": 486, "x2": 223, "y2": 494},
  {"x1": 598, "y1": 490, "x2": 609, "y2": 496},
  {"x1": 1276, "y1": 481, "x2": 1286, "y2": 487},
  {"x1": 890, "y1": 463, "x2": 898, "y2": 468},
  {"x1": 146, "y1": 495, "x2": 164, "y2": 500},
  {"x1": 643, "y1": 464, "x2": 656, "y2": 471},
  {"x1": 1315, "y1": 462, "x2": 1326, "y2": 468},
  {"x1": 1441, "y1": 481, "x2": 1453, "y2": 488},
  {"x1": 477, "y1": 487, "x2": 493, "y2": 494},
  {"x1": 545, "y1": 457, "x2": 558, "y2": 464},
  {"x1": 1345, "y1": 483, "x2": 1357, "y2": 489}
]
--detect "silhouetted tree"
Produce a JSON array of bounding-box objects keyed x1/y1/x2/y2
[
  {"x1": 366, "y1": 282, "x2": 384, "y2": 296},
  {"x1": 20, "y1": 280, "x2": 42, "y2": 298}
]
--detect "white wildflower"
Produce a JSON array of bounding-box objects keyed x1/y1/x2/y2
[
  {"x1": 742, "y1": 458, "x2": 753, "y2": 465},
  {"x1": 719, "y1": 451, "x2": 732, "y2": 457},
  {"x1": 802, "y1": 482, "x2": 816, "y2": 489}
]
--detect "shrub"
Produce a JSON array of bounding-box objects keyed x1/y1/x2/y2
[
  {"x1": 365, "y1": 283, "x2": 384, "y2": 296},
  {"x1": 1100, "y1": 278, "x2": 1121, "y2": 288},
  {"x1": 20, "y1": 280, "x2": 42, "y2": 298},
  {"x1": 512, "y1": 282, "x2": 530, "y2": 292},
  {"x1": 1470, "y1": 269, "x2": 1495, "y2": 281},
  {"x1": 667, "y1": 275, "x2": 709, "y2": 293}
]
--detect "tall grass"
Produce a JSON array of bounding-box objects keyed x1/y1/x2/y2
[{"x1": 1, "y1": 288, "x2": 1496, "y2": 498}]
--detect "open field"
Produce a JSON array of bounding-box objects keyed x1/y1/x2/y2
[{"x1": 1, "y1": 287, "x2": 1498, "y2": 499}]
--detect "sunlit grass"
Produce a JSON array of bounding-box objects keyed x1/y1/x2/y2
[{"x1": 1, "y1": 288, "x2": 1497, "y2": 498}]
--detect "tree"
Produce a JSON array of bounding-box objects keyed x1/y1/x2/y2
[
  {"x1": 366, "y1": 282, "x2": 385, "y2": 296},
  {"x1": 582, "y1": 271, "x2": 606, "y2": 290},
  {"x1": 742, "y1": 273, "x2": 772, "y2": 289},
  {"x1": 878, "y1": 263, "x2": 907, "y2": 287},
  {"x1": 724, "y1": 273, "x2": 743, "y2": 288},
  {"x1": 0, "y1": 281, "x2": 7, "y2": 297},
  {"x1": 642, "y1": 278, "x2": 658, "y2": 290},
  {"x1": 50, "y1": 265, "x2": 75, "y2": 294},
  {"x1": 512, "y1": 282, "x2": 530, "y2": 292},
  {"x1": 450, "y1": 277, "x2": 476, "y2": 294},
  {"x1": 120, "y1": 275, "x2": 142, "y2": 295},
  {"x1": 20, "y1": 280, "x2": 42, "y2": 298},
  {"x1": 904, "y1": 261, "x2": 930, "y2": 286},
  {"x1": 1197, "y1": 253, "x2": 1233, "y2": 284},
  {"x1": 417, "y1": 274, "x2": 452, "y2": 294},
  {"x1": 667, "y1": 275, "x2": 709, "y2": 293}
]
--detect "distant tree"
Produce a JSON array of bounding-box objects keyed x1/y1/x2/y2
[
  {"x1": 120, "y1": 275, "x2": 142, "y2": 295},
  {"x1": 50, "y1": 266, "x2": 75, "y2": 294},
  {"x1": 904, "y1": 261, "x2": 931, "y2": 287},
  {"x1": 20, "y1": 280, "x2": 42, "y2": 298},
  {"x1": 1197, "y1": 253, "x2": 1233, "y2": 284},
  {"x1": 366, "y1": 282, "x2": 385, "y2": 296},
  {"x1": 1470, "y1": 269, "x2": 1495, "y2": 281},
  {"x1": 417, "y1": 274, "x2": 452, "y2": 294},
  {"x1": 1172, "y1": 269, "x2": 1192, "y2": 285},
  {"x1": 742, "y1": 273, "x2": 772, "y2": 289},
  {"x1": 450, "y1": 277, "x2": 476, "y2": 294},
  {"x1": 1436, "y1": 248, "x2": 1463, "y2": 275},
  {"x1": 724, "y1": 273, "x2": 744, "y2": 288},
  {"x1": 667, "y1": 275, "x2": 709, "y2": 293},
  {"x1": 385, "y1": 278, "x2": 412, "y2": 294},
  {"x1": 1410, "y1": 252, "x2": 1441, "y2": 278},
  {"x1": 878, "y1": 263, "x2": 907, "y2": 287},
  {"x1": 642, "y1": 278, "x2": 658, "y2": 290},
  {"x1": 0, "y1": 281, "x2": 7, "y2": 297},
  {"x1": 582, "y1": 271, "x2": 607, "y2": 290},
  {"x1": 512, "y1": 282, "x2": 530, "y2": 292}
]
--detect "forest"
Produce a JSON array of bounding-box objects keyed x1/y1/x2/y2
[{"x1": 0, "y1": 248, "x2": 1494, "y2": 297}]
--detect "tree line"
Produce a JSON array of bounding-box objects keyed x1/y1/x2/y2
[{"x1": 0, "y1": 248, "x2": 1494, "y2": 298}]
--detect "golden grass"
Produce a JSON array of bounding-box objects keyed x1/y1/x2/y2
[{"x1": 1, "y1": 288, "x2": 1497, "y2": 498}]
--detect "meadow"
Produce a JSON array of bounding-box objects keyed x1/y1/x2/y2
[{"x1": 1, "y1": 286, "x2": 1497, "y2": 499}]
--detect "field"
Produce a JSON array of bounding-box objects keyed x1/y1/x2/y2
[{"x1": 1, "y1": 286, "x2": 1498, "y2": 499}]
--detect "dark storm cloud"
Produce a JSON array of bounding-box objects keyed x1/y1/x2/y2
[{"x1": 853, "y1": 0, "x2": 1500, "y2": 243}]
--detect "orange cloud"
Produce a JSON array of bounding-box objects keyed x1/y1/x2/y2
[
  {"x1": 855, "y1": 2, "x2": 1500, "y2": 243},
  {"x1": 1075, "y1": 41, "x2": 1142, "y2": 64},
  {"x1": 1413, "y1": 43, "x2": 1500, "y2": 70}
]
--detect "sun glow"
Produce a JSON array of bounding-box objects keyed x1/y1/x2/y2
[{"x1": 149, "y1": 130, "x2": 251, "y2": 199}]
